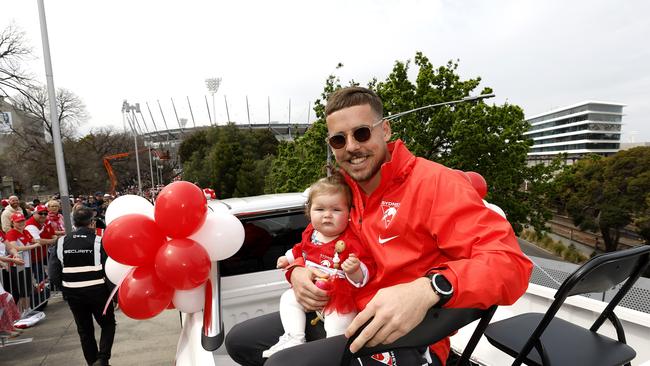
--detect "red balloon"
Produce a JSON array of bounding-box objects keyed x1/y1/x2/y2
[
  {"x1": 104, "y1": 214, "x2": 167, "y2": 266},
  {"x1": 118, "y1": 266, "x2": 174, "y2": 320},
  {"x1": 154, "y1": 181, "x2": 207, "y2": 238},
  {"x1": 155, "y1": 238, "x2": 211, "y2": 290},
  {"x1": 465, "y1": 171, "x2": 488, "y2": 198}
]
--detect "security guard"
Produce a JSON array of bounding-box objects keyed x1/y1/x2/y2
[{"x1": 49, "y1": 207, "x2": 115, "y2": 366}]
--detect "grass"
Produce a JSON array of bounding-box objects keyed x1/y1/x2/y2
[{"x1": 520, "y1": 229, "x2": 588, "y2": 264}]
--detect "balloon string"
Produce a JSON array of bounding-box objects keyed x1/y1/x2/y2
[{"x1": 103, "y1": 266, "x2": 135, "y2": 315}]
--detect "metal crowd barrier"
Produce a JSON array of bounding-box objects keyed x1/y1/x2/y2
[{"x1": 1, "y1": 245, "x2": 54, "y2": 318}]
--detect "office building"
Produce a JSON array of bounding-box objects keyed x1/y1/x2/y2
[{"x1": 525, "y1": 101, "x2": 624, "y2": 164}]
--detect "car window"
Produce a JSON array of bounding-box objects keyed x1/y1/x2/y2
[{"x1": 221, "y1": 211, "x2": 309, "y2": 277}]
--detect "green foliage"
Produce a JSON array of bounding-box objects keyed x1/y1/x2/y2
[
  {"x1": 180, "y1": 124, "x2": 278, "y2": 198},
  {"x1": 521, "y1": 229, "x2": 587, "y2": 264},
  {"x1": 178, "y1": 129, "x2": 209, "y2": 163},
  {"x1": 265, "y1": 121, "x2": 329, "y2": 193},
  {"x1": 552, "y1": 147, "x2": 650, "y2": 251},
  {"x1": 266, "y1": 71, "x2": 342, "y2": 193},
  {"x1": 268, "y1": 52, "x2": 561, "y2": 233}
]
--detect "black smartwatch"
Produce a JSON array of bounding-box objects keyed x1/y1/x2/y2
[{"x1": 426, "y1": 273, "x2": 453, "y2": 308}]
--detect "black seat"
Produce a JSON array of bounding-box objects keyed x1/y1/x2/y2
[
  {"x1": 339, "y1": 305, "x2": 497, "y2": 366},
  {"x1": 484, "y1": 245, "x2": 650, "y2": 366}
]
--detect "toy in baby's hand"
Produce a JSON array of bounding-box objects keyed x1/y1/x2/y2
[
  {"x1": 315, "y1": 277, "x2": 332, "y2": 291},
  {"x1": 311, "y1": 276, "x2": 332, "y2": 326}
]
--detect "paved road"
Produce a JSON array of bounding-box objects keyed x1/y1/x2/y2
[
  {"x1": 0, "y1": 296, "x2": 179, "y2": 365},
  {"x1": 517, "y1": 237, "x2": 559, "y2": 260}
]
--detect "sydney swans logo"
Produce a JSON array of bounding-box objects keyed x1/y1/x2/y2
[{"x1": 380, "y1": 201, "x2": 400, "y2": 228}]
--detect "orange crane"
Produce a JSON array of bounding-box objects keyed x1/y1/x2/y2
[
  {"x1": 103, "y1": 148, "x2": 172, "y2": 195},
  {"x1": 103, "y1": 152, "x2": 132, "y2": 196}
]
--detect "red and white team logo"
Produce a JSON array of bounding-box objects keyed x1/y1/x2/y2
[
  {"x1": 320, "y1": 259, "x2": 332, "y2": 268},
  {"x1": 371, "y1": 352, "x2": 395, "y2": 365},
  {"x1": 380, "y1": 201, "x2": 400, "y2": 228}
]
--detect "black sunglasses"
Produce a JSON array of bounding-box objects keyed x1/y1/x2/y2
[
  {"x1": 326, "y1": 119, "x2": 384, "y2": 149},
  {"x1": 36, "y1": 211, "x2": 48, "y2": 216}
]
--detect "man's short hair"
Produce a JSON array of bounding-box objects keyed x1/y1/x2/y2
[
  {"x1": 73, "y1": 207, "x2": 95, "y2": 227},
  {"x1": 325, "y1": 86, "x2": 383, "y2": 119}
]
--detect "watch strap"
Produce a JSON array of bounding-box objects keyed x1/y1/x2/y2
[{"x1": 426, "y1": 272, "x2": 453, "y2": 308}]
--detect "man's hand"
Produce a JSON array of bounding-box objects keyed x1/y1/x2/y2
[
  {"x1": 276, "y1": 256, "x2": 289, "y2": 269},
  {"x1": 290, "y1": 266, "x2": 330, "y2": 311},
  {"x1": 344, "y1": 278, "x2": 439, "y2": 353}
]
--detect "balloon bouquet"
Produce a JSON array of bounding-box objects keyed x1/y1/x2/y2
[{"x1": 102, "y1": 181, "x2": 244, "y2": 365}]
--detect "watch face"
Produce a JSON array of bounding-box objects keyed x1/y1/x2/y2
[{"x1": 434, "y1": 274, "x2": 453, "y2": 295}]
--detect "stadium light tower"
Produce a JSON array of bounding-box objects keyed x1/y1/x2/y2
[{"x1": 205, "y1": 77, "x2": 222, "y2": 125}]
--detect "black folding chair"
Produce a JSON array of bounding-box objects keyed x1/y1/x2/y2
[
  {"x1": 340, "y1": 305, "x2": 497, "y2": 366},
  {"x1": 484, "y1": 245, "x2": 650, "y2": 366}
]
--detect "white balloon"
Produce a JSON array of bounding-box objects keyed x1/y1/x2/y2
[
  {"x1": 189, "y1": 211, "x2": 245, "y2": 261},
  {"x1": 104, "y1": 257, "x2": 134, "y2": 285},
  {"x1": 173, "y1": 283, "x2": 206, "y2": 313},
  {"x1": 105, "y1": 195, "x2": 154, "y2": 225}
]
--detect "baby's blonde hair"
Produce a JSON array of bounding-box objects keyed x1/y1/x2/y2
[{"x1": 305, "y1": 173, "x2": 352, "y2": 218}]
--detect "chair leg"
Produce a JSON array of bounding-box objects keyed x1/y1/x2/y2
[{"x1": 456, "y1": 306, "x2": 497, "y2": 366}]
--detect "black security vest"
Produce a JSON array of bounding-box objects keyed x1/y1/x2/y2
[{"x1": 56, "y1": 227, "x2": 105, "y2": 291}]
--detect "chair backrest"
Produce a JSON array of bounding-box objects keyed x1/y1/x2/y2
[
  {"x1": 555, "y1": 245, "x2": 650, "y2": 299},
  {"x1": 543, "y1": 245, "x2": 650, "y2": 341}
]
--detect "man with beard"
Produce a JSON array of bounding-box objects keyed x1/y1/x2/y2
[
  {"x1": 1, "y1": 196, "x2": 22, "y2": 233},
  {"x1": 226, "y1": 87, "x2": 532, "y2": 366}
]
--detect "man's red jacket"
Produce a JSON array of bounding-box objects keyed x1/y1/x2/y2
[{"x1": 342, "y1": 140, "x2": 532, "y2": 363}]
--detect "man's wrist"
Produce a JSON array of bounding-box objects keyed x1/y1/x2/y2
[
  {"x1": 417, "y1": 277, "x2": 440, "y2": 308},
  {"x1": 425, "y1": 272, "x2": 454, "y2": 308},
  {"x1": 288, "y1": 265, "x2": 306, "y2": 284}
]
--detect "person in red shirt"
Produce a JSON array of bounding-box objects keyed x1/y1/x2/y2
[
  {"x1": 25, "y1": 204, "x2": 58, "y2": 284},
  {"x1": 226, "y1": 87, "x2": 533, "y2": 366},
  {"x1": 262, "y1": 175, "x2": 375, "y2": 358},
  {"x1": 5, "y1": 212, "x2": 43, "y2": 313}
]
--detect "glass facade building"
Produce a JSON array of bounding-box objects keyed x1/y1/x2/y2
[{"x1": 524, "y1": 101, "x2": 624, "y2": 164}]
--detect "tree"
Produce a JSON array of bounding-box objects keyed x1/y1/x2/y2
[
  {"x1": 0, "y1": 24, "x2": 33, "y2": 98},
  {"x1": 267, "y1": 53, "x2": 561, "y2": 233},
  {"x1": 180, "y1": 124, "x2": 278, "y2": 198},
  {"x1": 10, "y1": 85, "x2": 88, "y2": 142},
  {"x1": 1, "y1": 85, "x2": 88, "y2": 195},
  {"x1": 69, "y1": 127, "x2": 139, "y2": 194},
  {"x1": 636, "y1": 194, "x2": 650, "y2": 244},
  {"x1": 554, "y1": 147, "x2": 650, "y2": 251}
]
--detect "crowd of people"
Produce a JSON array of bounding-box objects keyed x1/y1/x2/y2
[{"x1": 0, "y1": 192, "x2": 113, "y2": 340}]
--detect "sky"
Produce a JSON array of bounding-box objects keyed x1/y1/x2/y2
[{"x1": 3, "y1": 0, "x2": 650, "y2": 141}]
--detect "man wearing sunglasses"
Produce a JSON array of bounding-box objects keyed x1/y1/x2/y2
[{"x1": 226, "y1": 87, "x2": 532, "y2": 366}]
